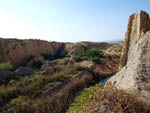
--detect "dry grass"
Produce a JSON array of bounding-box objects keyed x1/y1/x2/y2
[
  {"x1": 0, "y1": 63, "x2": 80, "y2": 112},
  {"x1": 67, "y1": 84, "x2": 150, "y2": 113}
]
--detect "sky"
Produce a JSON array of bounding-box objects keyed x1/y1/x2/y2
[{"x1": 0, "y1": 0, "x2": 150, "y2": 42}]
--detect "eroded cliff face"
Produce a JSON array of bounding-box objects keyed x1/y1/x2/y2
[
  {"x1": 119, "y1": 11, "x2": 150, "y2": 70},
  {"x1": 107, "y1": 11, "x2": 150, "y2": 105},
  {"x1": 0, "y1": 38, "x2": 65, "y2": 64}
]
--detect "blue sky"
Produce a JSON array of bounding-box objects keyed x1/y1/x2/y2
[{"x1": 0, "y1": 0, "x2": 150, "y2": 42}]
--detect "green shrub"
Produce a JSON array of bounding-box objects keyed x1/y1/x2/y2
[
  {"x1": 74, "y1": 48, "x2": 104, "y2": 62},
  {"x1": 85, "y1": 48, "x2": 104, "y2": 57},
  {"x1": 0, "y1": 62, "x2": 14, "y2": 71}
]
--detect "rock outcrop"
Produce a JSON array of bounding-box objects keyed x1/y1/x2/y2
[
  {"x1": 119, "y1": 11, "x2": 150, "y2": 70},
  {"x1": 41, "y1": 70, "x2": 93, "y2": 97},
  {"x1": 0, "y1": 38, "x2": 65, "y2": 64},
  {"x1": 107, "y1": 11, "x2": 150, "y2": 105}
]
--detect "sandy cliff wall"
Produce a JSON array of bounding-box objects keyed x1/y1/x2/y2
[{"x1": 0, "y1": 38, "x2": 65, "y2": 64}]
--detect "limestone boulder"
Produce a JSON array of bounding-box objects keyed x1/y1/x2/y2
[{"x1": 80, "y1": 60, "x2": 95, "y2": 69}]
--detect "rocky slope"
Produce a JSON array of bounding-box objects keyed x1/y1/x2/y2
[
  {"x1": 107, "y1": 10, "x2": 150, "y2": 105},
  {"x1": 0, "y1": 45, "x2": 121, "y2": 113}
]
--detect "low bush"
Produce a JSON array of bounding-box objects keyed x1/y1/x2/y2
[
  {"x1": 0, "y1": 62, "x2": 14, "y2": 71},
  {"x1": 74, "y1": 48, "x2": 104, "y2": 62}
]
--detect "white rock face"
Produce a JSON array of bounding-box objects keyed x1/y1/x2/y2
[{"x1": 107, "y1": 11, "x2": 150, "y2": 105}]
